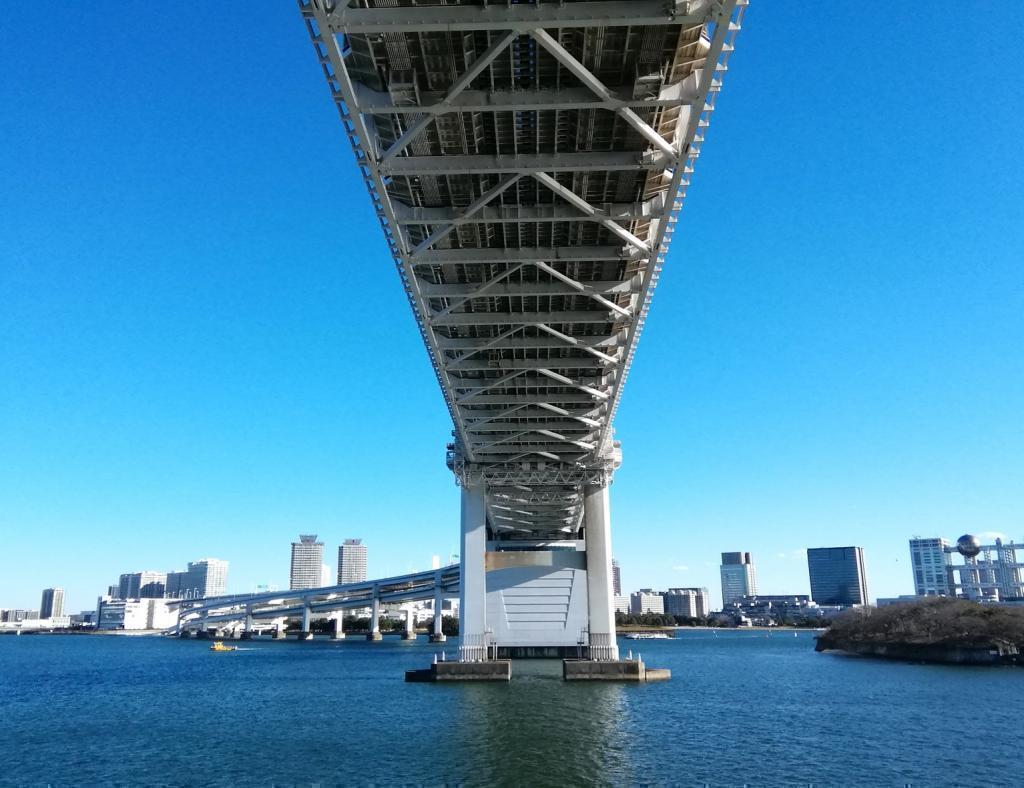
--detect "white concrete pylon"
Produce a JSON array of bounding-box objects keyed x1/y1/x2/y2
[
  {"x1": 584, "y1": 484, "x2": 619, "y2": 660},
  {"x1": 370, "y1": 593, "x2": 381, "y2": 636},
  {"x1": 458, "y1": 483, "x2": 488, "y2": 662}
]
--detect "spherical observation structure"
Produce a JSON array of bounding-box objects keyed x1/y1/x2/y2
[{"x1": 957, "y1": 534, "x2": 982, "y2": 558}]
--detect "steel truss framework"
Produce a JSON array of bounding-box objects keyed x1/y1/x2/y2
[{"x1": 300, "y1": 0, "x2": 745, "y2": 539}]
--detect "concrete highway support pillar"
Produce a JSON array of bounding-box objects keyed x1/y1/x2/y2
[
  {"x1": 584, "y1": 483, "x2": 620, "y2": 661},
  {"x1": 402, "y1": 607, "x2": 416, "y2": 640},
  {"x1": 299, "y1": 606, "x2": 313, "y2": 640},
  {"x1": 430, "y1": 582, "x2": 446, "y2": 643},
  {"x1": 459, "y1": 482, "x2": 488, "y2": 661},
  {"x1": 242, "y1": 610, "x2": 253, "y2": 640},
  {"x1": 367, "y1": 592, "x2": 383, "y2": 641},
  {"x1": 332, "y1": 613, "x2": 345, "y2": 640}
]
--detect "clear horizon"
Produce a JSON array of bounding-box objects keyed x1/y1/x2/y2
[{"x1": 2, "y1": 4, "x2": 1022, "y2": 612}]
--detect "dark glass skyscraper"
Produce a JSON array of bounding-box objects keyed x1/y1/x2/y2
[{"x1": 807, "y1": 546, "x2": 868, "y2": 606}]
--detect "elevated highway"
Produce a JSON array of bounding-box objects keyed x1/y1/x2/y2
[{"x1": 175, "y1": 565, "x2": 459, "y2": 640}]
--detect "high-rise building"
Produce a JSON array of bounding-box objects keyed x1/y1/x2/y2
[
  {"x1": 118, "y1": 571, "x2": 167, "y2": 600},
  {"x1": 909, "y1": 537, "x2": 952, "y2": 596},
  {"x1": 807, "y1": 546, "x2": 869, "y2": 606},
  {"x1": 40, "y1": 588, "x2": 65, "y2": 619},
  {"x1": 291, "y1": 535, "x2": 324, "y2": 590},
  {"x1": 629, "y1": 589, "x2": 665, "y2": 615},
  {"x1": 611, "y1": 558, "x2": 622, "y2": 596},
  {"x1": 663, "y1": 587, "x2": 710, "y2": 618},
  {"x1": 720, "y1": 552, "x2": 757, "y2": 605},
  {"x1": 165, "y1": 559, "x2": 228, "y2": 599},
  {"x1": 337, "y1": 539, "x2": 368, "y2": 585}
]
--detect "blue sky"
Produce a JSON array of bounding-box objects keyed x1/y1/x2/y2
[{"x1": 1, "y1": 4, "x2": 1021, "y2": 612}]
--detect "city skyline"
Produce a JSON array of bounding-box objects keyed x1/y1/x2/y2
[{"x1": 1, "y1": 4, "x2": 1022, "y2": 612}]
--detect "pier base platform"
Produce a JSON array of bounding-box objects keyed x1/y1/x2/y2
[
  {"x1": 429, "y1": 633, "x2": 447, "y2": 643},
  {"x1": 405, "y1": 660, "x2": 511, "y2": 683},
  {"x1": 563, "y1": 658, "x2": 670, "y2": 682},
  {"x1": 366, "y1": 631, "x2": 383, "y2": 641}
]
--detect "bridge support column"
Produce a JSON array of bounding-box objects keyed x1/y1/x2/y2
[
  {"x1": 241, "y1": 610, "x2": 253, "y2": 640},
  {"x1": 584, "y1": 483, "x2": 619, "y2": 661},
  {"x1": 430, "y1": 583, "x2": 446, "y2": 643},
  {"x1": 367, "y1": 593, "x2": 382, "y2": 641},
  {"x1": 299, "y1": 606, "x2": 313, "y2": 640},
  {"x1": 459, "y1": 483, "x2": 488, "y2": 661},
  {"x1": 402, "y1": 607, "x2": 416, "y2": 640},
  {"x1": 332, "y1": 613, "x2": 345, "y2": 640}
]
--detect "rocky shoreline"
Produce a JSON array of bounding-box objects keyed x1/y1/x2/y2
[{"x1": 815, "y1": 634, "x2": 1022, "y2": 666}]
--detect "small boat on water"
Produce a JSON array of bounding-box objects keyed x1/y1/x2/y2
[
  {"x1": 624, "y1": 632, "x2": 671, "y2": 640},
  {"x1": 209, "y1": 641, "x2": 237, "y2": 652}
]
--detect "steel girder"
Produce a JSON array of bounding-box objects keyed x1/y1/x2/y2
[{"x1": 299, "y1": 0, "x2": 747, "y2": 538}]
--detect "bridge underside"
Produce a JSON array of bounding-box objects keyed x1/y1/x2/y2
[{"x1": 300, "y1": 0, "x2": 744, "y2": 660}]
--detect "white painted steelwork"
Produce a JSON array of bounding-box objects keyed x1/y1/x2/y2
[{"x1": 298, "y1": 0, "x2": 746, "y2": 659}]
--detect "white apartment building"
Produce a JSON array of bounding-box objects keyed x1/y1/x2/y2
[
  {"x1": 337, "y1": 539, "x2": 368, "y2": 585},
  {"x1": 909, "y1": 537, "x2": 952, "y2": 596},
  {"x1": 290, "y1": 535, "x2": 324, "y2": 590},
  {"x1": 629, "y1": 589, "x2": 665, "y2": 615}
]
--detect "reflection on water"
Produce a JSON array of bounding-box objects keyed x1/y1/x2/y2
[{"x1": 453, "y1": 660, "x2": 632, "y2": 785}]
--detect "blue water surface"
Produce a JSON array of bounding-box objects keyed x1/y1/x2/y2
[{"x1": 0, "y1": 631, "x2": 1020, "y2": 786}]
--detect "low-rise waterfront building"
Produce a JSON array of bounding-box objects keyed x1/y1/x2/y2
[
  {"x1": 629, "y1": 589, "x2": 665, "y2": 615},
  {"x1": 663, "y1": 587, "x2": 710, "y2": 618},
  {"x1": 96, "y1": 597, "x2": 177, "y2": 631}
]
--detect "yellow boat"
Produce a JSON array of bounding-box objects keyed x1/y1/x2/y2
[{"x1": 209, "y1": 641, "x2": 237, "y2": 652}]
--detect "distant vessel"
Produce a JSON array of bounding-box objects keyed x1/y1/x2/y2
[
  {"x1": 624, "y1": 632, "x2": 671, "y2": 640},
  {"x1": 209, "y1": 641, "x2": 236, "y2": 652}
]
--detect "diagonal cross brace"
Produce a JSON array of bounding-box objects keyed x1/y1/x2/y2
[
  {"x1": 381, "y1": 30, "x2": 519, "y2": 161},
  {"x1": 429, "y1": 263, "x2": 525, "y2": 320},
  {"x1": 530, "y1": 260, "x2": 633, "y2": 320},
  {"x1": 413, "y1": 173, "x2": 522, "y2": 256},
  {"x1": 530, "y1": 28, "x2": 678, "y2": 158},
  {"x1": 532, "y1": 171, "x2": 650, "y2": 256}
]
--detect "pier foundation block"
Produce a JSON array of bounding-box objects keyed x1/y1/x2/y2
[
  {"x1": 563, "y1": 658, "x2": 670, "y2": 682},
  {"x1": 405, "y1": 660, "x2": 512, "y2": 682}
]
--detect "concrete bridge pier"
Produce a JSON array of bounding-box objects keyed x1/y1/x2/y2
[
  {"x1": 584, "y1": 483, "x2": 619, "y2": 661},
  {"x1": 298, "y1": 606, "x2": 314, "y2": 640},
  {"x1": 240, "y1": 610, "x2": 253, "y2": 640},
  {"x1": 458, "y1": 483, "x2": 488, "y2": 662},
  {"x1": 367, "y1": 592, "x2": 382, "y2": 641},
  {"x1": 430, "y1": 583, "x2": 446, "y2": 643},
  {"x1": 331, "y1": 613, "x2": 345, "y2": 640},
  {"x1": 273, "y1": 618, "x2": 287, "y2": 639},
  {"x1": 402, "y1": 607, "x2": 416, "y2": 640}
]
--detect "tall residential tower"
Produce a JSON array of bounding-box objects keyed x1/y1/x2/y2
[
  {"x1": 290, "y1": 535, "x2": 324, "y2": 590},
  {"x1": 337, "y1": 539, "x2": 368, "y2": 585}
]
